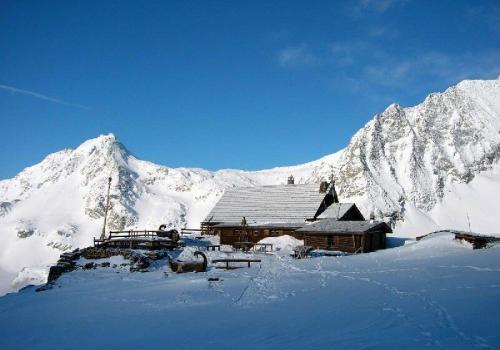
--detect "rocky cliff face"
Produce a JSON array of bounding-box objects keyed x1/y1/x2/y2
[
  {"x1": 331, "y1": 78, "x2": 500, "y2": 221},
  {"x1": 1, "y1": 77, "x2": 499, "y2": 293}
]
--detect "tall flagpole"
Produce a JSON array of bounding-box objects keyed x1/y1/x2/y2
[{"x1": 100, "y1": 177, "x2": 112, "y2": 240}]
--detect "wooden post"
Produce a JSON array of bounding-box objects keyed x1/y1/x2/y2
[{"x1": 100, "y1": 177, "x2": 112, "y2": 240}]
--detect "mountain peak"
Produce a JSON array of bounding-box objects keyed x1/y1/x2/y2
[
  {"x1": 383, "y1": 103, "x2": 401, "y2": 114},
  {"x1": 74, "y1": 133, "x2": 130, "y2": 158}
]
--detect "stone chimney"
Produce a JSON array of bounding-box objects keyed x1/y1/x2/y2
[
  {"x1": 287, "y1": 175, "x2": 295, "y2": 185},
  {"x1": 369, "y1": 212, "x2": 375, "y2": 223},
  {"x1": 319, "y1": 181, "x2": 329, "y2": 193}
]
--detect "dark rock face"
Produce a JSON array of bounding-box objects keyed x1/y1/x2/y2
[
  {"x1": 47, "y1": 265, "x2": 67, "y2": 283},
  {"x1": 0, "y1": 201, "x2": 13, "y2": 217},
  {"x1": 144, "y1": 250, "x2": 169, "y2": 260},
  {"x1": 83, "y1": 262, "x2": 96, "y2": 270},
  {"x1": 80, "y1": 247, "x2": 116, "y2": 259},
  {"x1": 44, "y1": 249, "x2": 81, "y2": 284},
  {"x1": 130, "y1": 258, "x2": 150, "y2": 272},
  {"x1": 17, "y1": 229, "x2": 35, "y2": 238}
]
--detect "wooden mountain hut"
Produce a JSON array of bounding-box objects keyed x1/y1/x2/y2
[
  {"x1": 202, "y1": 177, "x2": 340, "y2": 244},
  {"x1": 201, "y1": 176, "x2": 391, "y2": 253}
]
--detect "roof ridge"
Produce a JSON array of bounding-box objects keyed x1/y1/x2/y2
[{"x1": 225, "y1": 182, "x2": 322, "y2": 190}]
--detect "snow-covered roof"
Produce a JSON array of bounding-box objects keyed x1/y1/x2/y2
[
  {"x1": 204, "y1": 183, "x2": 333, "y2": 224},
  {"x1": 296, "y1": 220, "x2": 392, "y2": 235},
  {"x1": 317, "y1": 203, "x2": 360, "y2": 220}
]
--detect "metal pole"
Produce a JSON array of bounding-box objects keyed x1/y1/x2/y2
[{"x1": 100, "y1": 177, "x2": 112, "y2": 239}]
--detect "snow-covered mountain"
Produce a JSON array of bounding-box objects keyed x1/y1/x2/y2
[{"x1": 1, "y1": 77, "x2": 499, "y2": 293}]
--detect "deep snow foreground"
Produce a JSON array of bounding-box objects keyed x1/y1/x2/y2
[{"x1": 0, "y1": 234, "x2": 499, "y2": 350}]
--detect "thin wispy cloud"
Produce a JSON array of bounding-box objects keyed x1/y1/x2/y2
[
  {"x1": 0, "y1": 84, "x2": 89, "y2": 110},
  {"x1": 362, "y1": 50, "x2": 500, "y2": 88},
  {"x1": 274, "y1": 37, "x2": 499, "y2": 97},
  {"x1": 277, "y1": 45, "x2": 319, "y2": 68},
  {"x1": 330, "y1": 40, "x2": 375, "y2": 66},
  {"x1": 347, "y1": 0, "x2": 408, "y2": 17}
]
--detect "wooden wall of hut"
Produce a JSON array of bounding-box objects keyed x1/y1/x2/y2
[
  {"x1": 217, "y1": 227, "x2": 303, "y2": 245},
  {"x1": 304, "y1": 232, "x2": 386, "y2": 253}
]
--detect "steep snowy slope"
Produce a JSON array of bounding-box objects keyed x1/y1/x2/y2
[
  {"x1": 0, "y1": 77, "x2": 499, "y2": 293},
  {"x1": 335, "y1": 78, "x2": 500, "y2": 220}
]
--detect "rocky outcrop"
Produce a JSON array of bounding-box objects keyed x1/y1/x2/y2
[
  {"x1": 44, "y1": 249, "x2": 81, "y2": 285},
  {"x1": 38, "y1": 247, "x2": 172, "y2": 291}
]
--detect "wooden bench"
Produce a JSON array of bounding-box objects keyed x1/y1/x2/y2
[
  {"x1": 206, "y1": 244, "x2": 221, "y2": 251},
  {"x1": 212, "y1": 258, "x2": 261, "y2": 269}
]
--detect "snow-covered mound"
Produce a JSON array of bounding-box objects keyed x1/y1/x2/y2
[
  {"x1": 1, "y1": 76, "x2": 500, "y2": 294},
  {"x1": 258, "y1": 235, "x2": 303, "y2": 255}
]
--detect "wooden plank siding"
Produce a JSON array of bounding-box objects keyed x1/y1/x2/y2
[
  {"x1": 304, "y1": 232, "x2": 386, "y2": 253},
  {"x1": 217, "y1": 227, "x2": 304, "y2": 245},
  {"x1": 216, "y1": 225, "x2": 387, "y2": 253}
]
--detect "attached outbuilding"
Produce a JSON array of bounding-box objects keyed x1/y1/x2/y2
[{"x1": 296, "y1": 220, "x2": 392, "y2": 253}]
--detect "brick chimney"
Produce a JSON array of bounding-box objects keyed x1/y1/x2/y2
[{"x1": 287, "y1": 175, "x2": 295, "y2": 185}]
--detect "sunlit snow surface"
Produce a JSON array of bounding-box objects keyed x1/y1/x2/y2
[{"x1": 0, "y1": 234, "x2": 499, "y2": 349}]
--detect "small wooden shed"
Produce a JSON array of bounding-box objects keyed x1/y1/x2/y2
[{"x1": 297, "y1": 220, "x2": 392, "y2": 253}]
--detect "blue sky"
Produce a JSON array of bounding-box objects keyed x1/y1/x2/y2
[{"x1": 1, "y1": 0, "x2": 499, "y2": 179}]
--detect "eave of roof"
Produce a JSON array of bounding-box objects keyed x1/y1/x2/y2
[
  {"x1": 296, "y1": 220, "x2": 392, "y2": 234},
  {"x1": 212, "y1": 222, "x2": 305, "y2": 229}
]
